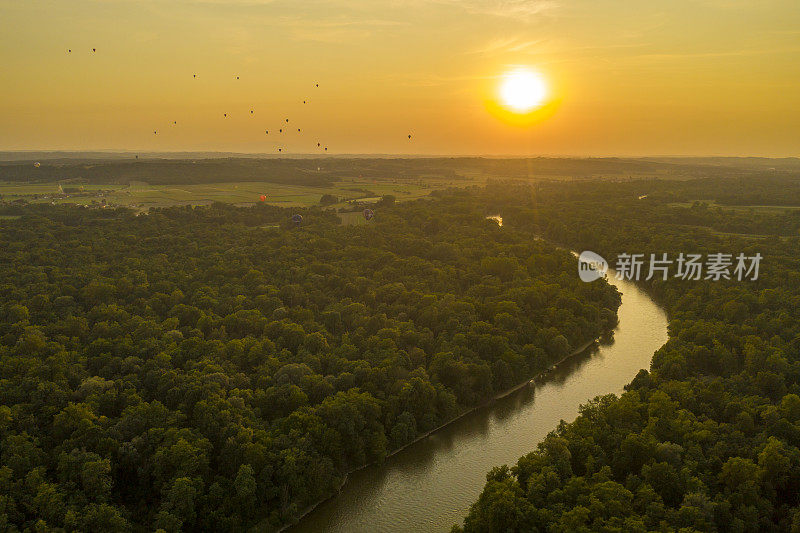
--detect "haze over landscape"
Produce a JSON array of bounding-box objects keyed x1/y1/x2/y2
[{"x1": 2, "y1": 0, "x2": 799, "y2": 156}]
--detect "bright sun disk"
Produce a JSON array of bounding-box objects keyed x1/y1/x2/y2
[{"x1": 499, "y1": 68, "x2": 547, "y2": 113}]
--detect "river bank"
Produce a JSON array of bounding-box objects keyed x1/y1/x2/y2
[
  {"x1": 277, "y1": 334, "x2": 606, "y2": 532},
  {"x1": 287, "y1": 265, "x2": 668, "y2": 532}
]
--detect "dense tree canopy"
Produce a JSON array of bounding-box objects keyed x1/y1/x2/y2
[{"x1": 0, "y1": 195, "x2": 617, "y2": 531}]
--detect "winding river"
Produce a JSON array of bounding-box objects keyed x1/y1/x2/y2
[{"x1": 290, "y1": 264, "x2": 669, "y2": 532}]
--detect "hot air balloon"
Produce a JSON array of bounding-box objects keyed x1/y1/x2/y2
[
  {"x1": 291, "y1": 214, "x2": 303, "y2": 226},
  {"x1": 259, "y1": 195, "x2": 267, "y2": 202},
  {"x1": 363, "y1": 208, "x2": 374, "y2": 221},
  {"x1": 34, "y1": 162, "x2": 41, "y2": 168}
]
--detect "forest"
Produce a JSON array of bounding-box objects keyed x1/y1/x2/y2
[
  {"x1": 457, "y1": 178, "x2": 800, "y2": 531},
  {"x1": 3, "y1": 156, "x2": 796, "y2": 187},
  {"x1": 0, "y1": 194, "x2": 618, "y2": 531},
  {"x1": 5, "y1": 168, "x2": 800, "y2": 532}
]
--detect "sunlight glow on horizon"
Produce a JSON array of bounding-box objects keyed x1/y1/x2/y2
[{"x1": 0, "y1": 1, "x2": 798, "y2": 156}]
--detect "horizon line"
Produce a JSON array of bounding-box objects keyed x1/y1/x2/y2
[{"x1": 1, "y1": 150, "x2": 798, "y2": 161}]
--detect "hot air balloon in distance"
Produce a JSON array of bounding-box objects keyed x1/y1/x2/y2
[
  {"x1": 363, "y1": 208, "x2": 374, "y2": 221},
  {"x1": 259, "y1": 195, "x2": 267, "y2": 202},
  {"x1": 34, "y1": 162, "x2": 41, "y2": 168},
  {"x1": 291, "y1": 214, "x2": 303, "y2": 226}
]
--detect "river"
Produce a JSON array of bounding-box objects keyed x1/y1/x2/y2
[{"x1": 290, "y1": 268, "x2": 669, "y2": 532}]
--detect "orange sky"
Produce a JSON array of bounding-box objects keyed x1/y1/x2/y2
[{"x1": 1, "y1": 0, "x2": 799, "y2": 156}]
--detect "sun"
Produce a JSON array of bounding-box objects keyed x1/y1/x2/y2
[{"x1": 498, "y1": 68, "x2": 548, "y2": 113}]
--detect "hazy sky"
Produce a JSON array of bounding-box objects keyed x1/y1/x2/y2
[{"x1": 1, "y1": 0, "x2": 799, "y2": 156}]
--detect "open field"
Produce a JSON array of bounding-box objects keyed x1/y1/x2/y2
[{"x1": 0, "y1": 175, "x2": 473, "y2": 210}]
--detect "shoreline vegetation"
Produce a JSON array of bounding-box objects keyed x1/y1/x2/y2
[
  {"x1": 456, "y1": 179, "x2": 800, "y2": 531},
  {"x1": 279, "y1": 333, "x2": 607, "y2": 532}
]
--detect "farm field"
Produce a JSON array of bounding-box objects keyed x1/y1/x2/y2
[{"x1": 0, "y1": 175, "x2": 473, "y2": 210}]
